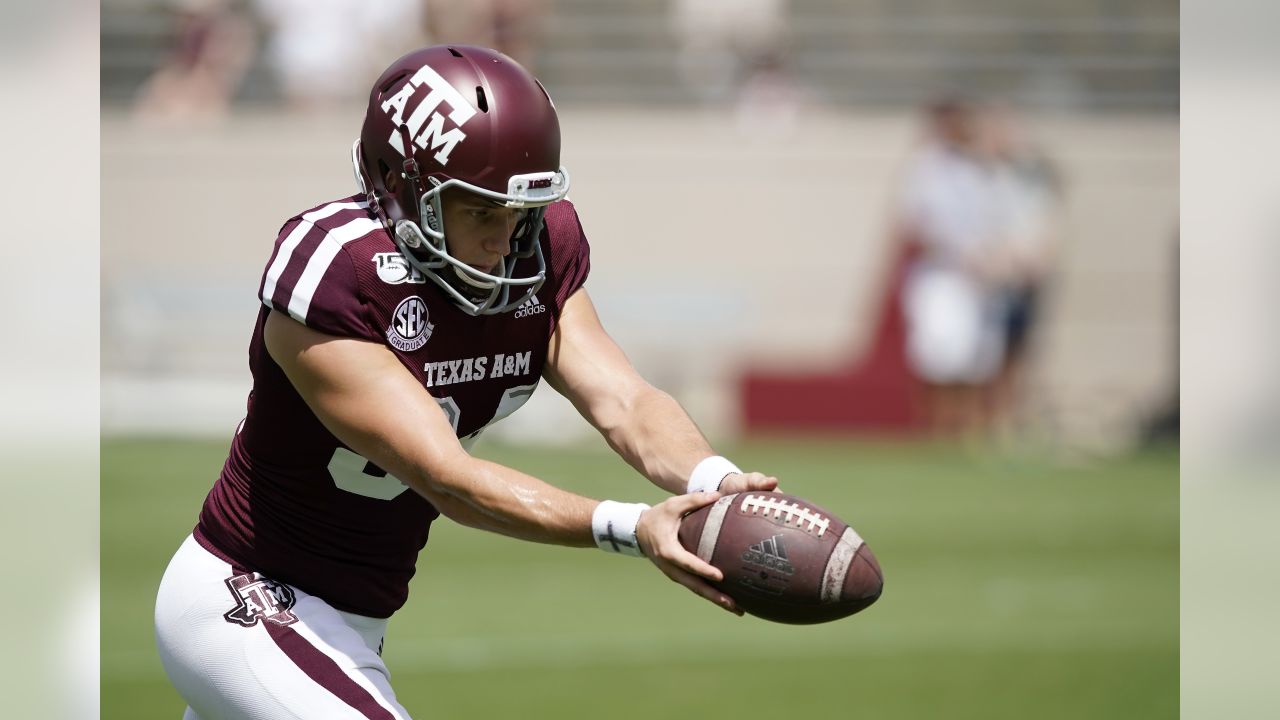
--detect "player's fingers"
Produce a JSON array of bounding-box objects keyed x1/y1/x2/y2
[
  {"x1": 664, "y1": 564, "x2": 742, "y2": 615},
  {"x1": 719, "y1": 472, "x2": 780, "y2": 495},
  {"x1": 657, "y1": 541, "x2": 724, "y2": 583},
  {"x1": 668, "y1": 490, "x2": 722, "y2": 514}
]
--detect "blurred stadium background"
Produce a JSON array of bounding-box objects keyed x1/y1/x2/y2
[{"x1": 102, "y1": 1, "x2": 1178, "y2": 718}]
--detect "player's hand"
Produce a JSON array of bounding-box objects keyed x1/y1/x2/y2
[
  {"x1": 635, "y1": 491, "x2": 744, "y2": 616},
  {"x1": 718, "y1": 471, "x2": 780, "y2": 496}
]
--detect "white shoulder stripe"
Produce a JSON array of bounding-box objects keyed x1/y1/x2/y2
[
  {"x1": 287, "y1": 216, "x2": 382, "y2": 323},
  {"x1": 261, "y1": 200, "x2": 370, "y2": 308}
]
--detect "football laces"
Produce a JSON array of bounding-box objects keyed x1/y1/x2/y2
[{"x1": 739, "y1": 494, "x2": 830, "y2": 537}]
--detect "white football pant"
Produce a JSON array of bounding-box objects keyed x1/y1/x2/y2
[{"x1": 155, "y1": 534, "x2": 413, "y2": 719}]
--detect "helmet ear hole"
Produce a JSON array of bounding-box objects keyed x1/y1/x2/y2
[
  {"x1": 510, "y1": 208, "x2": 546, "y2": 259},
  {"x1": 378, "y1": 71, "x2": 409, "y2": 94}
]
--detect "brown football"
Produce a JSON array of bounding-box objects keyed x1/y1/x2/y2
[{"x1": 678, "y1": 492, "x2": 883, "y2": 624}]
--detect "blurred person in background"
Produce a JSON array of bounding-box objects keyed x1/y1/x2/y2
[
  {"x1": 670, "y1": 0, "x2": 788, "y2": 106},
  {"x1": 152, "y1": 45, "x2": 779, "y2": 719},
  {"x1": 894, "y1": 98, "x2": 1008, "y2": 440},
  {"x1": 253, "y1": 0, "x2": 426, "y2": 110},
  {"x1": 132, "y1": 0, "x2": 257, "y2": 124},
  {"x1": 425, "y1": 0, "x2": 552, "y2": 72},
  {"x1": 894, "y1": 98, "x2": 1063, "y2": 442},
  {"x1": 732, "y1": 50, "x2": 813, "y2": 139},
  {"x1": 981, "y1": 104, "x2": 1064, "y2": 441}
]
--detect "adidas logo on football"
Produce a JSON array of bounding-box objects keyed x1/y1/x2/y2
[
  {"x1": 741, "y1": 534, "x2": 796, "y2": 575},
  {"x1": 514, "y1": 293, "x2": 546, "y2": 319}
]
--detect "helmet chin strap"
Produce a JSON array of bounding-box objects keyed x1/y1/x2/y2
[
  {"x1": 454, "y1": 264, "x2": 498, "y2": 290},
  {"x1": 394, "y1": 219, "x2": 544, "y2": 316}
]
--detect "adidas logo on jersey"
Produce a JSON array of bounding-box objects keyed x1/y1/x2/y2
[
  {"x1": 514, "y1": 293, "x2": 546, "y2": 319},
  {"x1": 741, "y1": 535, "x2": 797, "y2": 576}
]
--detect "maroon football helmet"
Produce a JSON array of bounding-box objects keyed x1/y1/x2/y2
[{"x1": 353, "y1": 45, "x2": 570, "y2": 315}]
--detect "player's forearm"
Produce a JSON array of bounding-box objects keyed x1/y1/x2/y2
[
  {"x1": 597, "y1": 384, "x2": 716, "y2": 495},
  {"x1": 411, "y1": 455, "x2": 598, "y2": 547}
]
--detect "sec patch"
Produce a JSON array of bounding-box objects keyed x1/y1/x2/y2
[{"x1": 386, "y1": 296, "x2": 434, "y2": 351}]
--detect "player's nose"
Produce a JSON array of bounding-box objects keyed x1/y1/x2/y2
[
  {"x1": 483, "y1": 231, "x2": 513, "y2": 257},
  {"x1": 484, "y1": 216, "x2": 520, "y2": 256}
]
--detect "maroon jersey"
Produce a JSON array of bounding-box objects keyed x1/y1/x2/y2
[{"x1": 194, "y1": 196, "x2": 591, "y2": 618}]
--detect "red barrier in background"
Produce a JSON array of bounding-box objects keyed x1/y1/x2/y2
[{"x1": 739, "y1": 242, "x2": 927, "y2": 435}]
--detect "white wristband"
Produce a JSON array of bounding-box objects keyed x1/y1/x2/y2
[
  {"x1": 687, "y1": 455, "x2": 742, "y2": 494},
  {"x1": 591, "y1": 501, "x2": 649, "y2": 557}
]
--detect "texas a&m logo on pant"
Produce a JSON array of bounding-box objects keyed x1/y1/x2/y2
[{"x1": 223, "y1": 572, "x2": 299, "y2": 628}]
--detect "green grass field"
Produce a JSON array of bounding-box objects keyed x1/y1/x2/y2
[{"x1": 103, "y1": 437, "x2": 1177, "y2": 719}]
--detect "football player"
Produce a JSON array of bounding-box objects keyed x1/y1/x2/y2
[{"x1": 154, "y1": 44, "x2": 778, "y2": 719}]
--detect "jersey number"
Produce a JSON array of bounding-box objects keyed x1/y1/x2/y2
[{"x1": 327, "y1": 384, "x2": 538, "y2": 501}]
